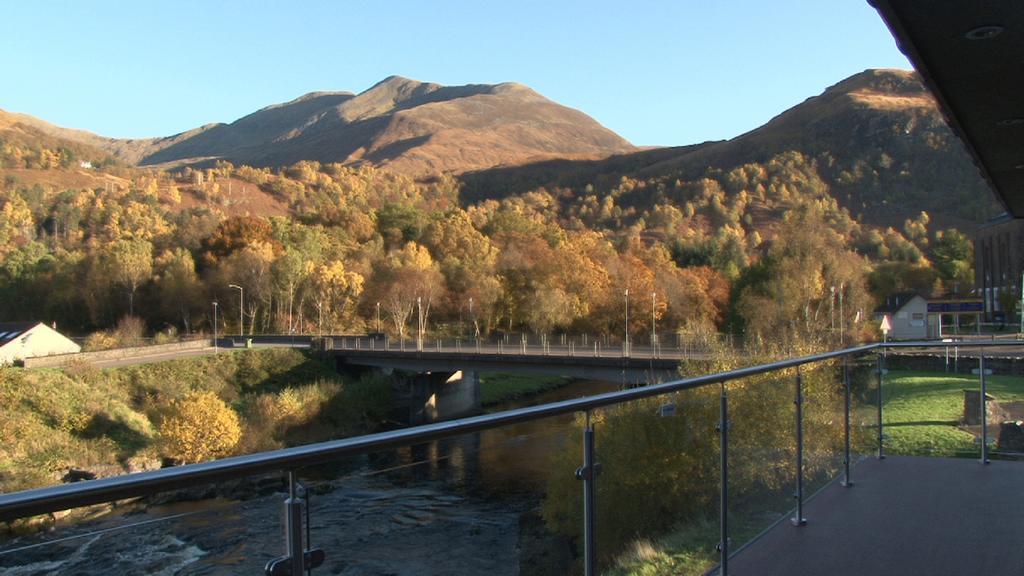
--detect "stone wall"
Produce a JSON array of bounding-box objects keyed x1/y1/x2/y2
[{"x1": 21, "y1": 339, "x2": 211, "y2": 368}]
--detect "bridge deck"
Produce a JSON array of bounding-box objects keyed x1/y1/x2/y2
[{"x1": 728, "y1": 455, "x2": 1024, "y2": 575}]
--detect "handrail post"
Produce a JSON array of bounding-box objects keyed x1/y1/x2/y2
[
  {"x1": 264, "y1": 472, "x2": 324, "y2": 576},
  {"x1": 876, "y1": 352, "x2": 886, "y2": 459},
  {"x1": 792, "y1": 368, "x2": 807, "y2": 526},
  {"x1": 576, "y1": 411, "x2": 599, "y2": 576},
  {"x1": 718, "y1": 383, "x2": 730, "y2": 575},
  {"x1": 841, "y1": 359, "x2": 854, "y2": 487},
  {"x1": 980, "y1": 353, "x2": 990, "y2": 465}
]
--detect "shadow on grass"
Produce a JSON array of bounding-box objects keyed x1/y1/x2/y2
[
  {"x1": 76, "y1": 412, "x2": 151, "y2": 457},
  {"x1": 885, "y1": 419, "x2": 959, "y2": 427}
]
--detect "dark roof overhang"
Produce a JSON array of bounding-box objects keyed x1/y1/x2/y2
[{"x1": 871, "y1": 0, "x2": 1024, "y2": 217}]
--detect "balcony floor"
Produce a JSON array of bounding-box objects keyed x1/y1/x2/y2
[{"x1": 728, "y1": 455, "x2": 1024, "y2": 576}]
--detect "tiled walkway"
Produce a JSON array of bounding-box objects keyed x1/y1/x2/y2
[{"x1": 728, "y1": 456, "x2": 1024, "y2": 575}]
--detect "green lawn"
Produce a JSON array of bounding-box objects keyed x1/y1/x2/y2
[
  {"x1": 881, "y1": 370, "x2": 1024, "y2": 457},
  {"x1": 605, "y1": 368, "x2": 1024, "y2": 575},
  {"x1": 478, "y1": 372, "x2": 569, "y2": 405}
]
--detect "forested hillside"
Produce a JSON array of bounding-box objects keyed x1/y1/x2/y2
[{"x1": 0, "y1": 69, "x2": 987, "y2": 348}]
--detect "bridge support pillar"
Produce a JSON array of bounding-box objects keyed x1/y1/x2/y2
[{"x1": 402, "y1": 370, "x2": 481, "y2": 425}]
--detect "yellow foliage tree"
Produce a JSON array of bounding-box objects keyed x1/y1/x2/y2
[{"x1": 160, "y1": 391, "x2": 241, "y2": 463}]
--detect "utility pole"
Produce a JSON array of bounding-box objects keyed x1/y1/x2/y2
[{"x1": 228, "y1": 284, "x2": 243, "y2": 338}]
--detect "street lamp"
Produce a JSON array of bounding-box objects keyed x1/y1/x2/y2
[
  {"x1": 212, "y1": 301, "x2": 219, "y2": 353},
  {"x1": 417, "y1": 296, "x2": 424, "y2": 351},
  {"x1": 624, "y1": 289, "x2": 630, "y2": 356},
  {"x1": 376, "y1": 302, "x2": 381, "y2": 334},
  {"x1": 651, "y1": 291, "x2": 657, "y2": 348},
  {"x1": 469, "y1": 297, "x2": 475, "y2": 340},
  {"x1": 228, "y1": 284, "x2": 243, "y2": 338}
]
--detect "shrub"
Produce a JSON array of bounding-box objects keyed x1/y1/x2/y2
[
  {"x1": 113, "y1": 315, "x2": 146, "y2": 347},
  {"x1": 159, "y1": 391, "x2": 241, "y2": 463},
  {"x1": 541, "y1": 358, "x2": 848, "y2": 564},
  {"x1": 83, "y1": 331, "x2": 119, "y2": 351}
]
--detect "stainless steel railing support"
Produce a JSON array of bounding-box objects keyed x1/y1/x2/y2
[
  {"x1": 791, "y1": 369, "x2": 807, "y2": 526},
  {"x1": 265, "y1": 472, "x2": 324, "y2": 576},
  {"x1": 876, "y1": 354, "x2": 886, "y2": 460},
  {"x1": 718, "y1": 383, "x2": 731, "y2": 575},
  {"x1": 980, "y1": 354, "x2": 990, "y2": 465},
  {"x1": 576, "y1": 411, "x2": 599, "y2": 576},
  {"x1": 841, "y1": 360, "x2": 854, "y2": 487}
]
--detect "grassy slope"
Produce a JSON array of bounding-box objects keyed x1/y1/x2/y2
[
  {"x1": 0, "y1": 349, "x2": 390, "y2": 493},
  {"x1": 478, "y1": 372, "x2": 569, "y2": 406}
]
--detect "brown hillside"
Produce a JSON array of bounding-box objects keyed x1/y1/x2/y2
[
  {"x1": 463, "y1": 69, "x2": 999, "y2": 231},
  {"x1": 127, "y1": 77, "x2": 634, "y2": 174}
]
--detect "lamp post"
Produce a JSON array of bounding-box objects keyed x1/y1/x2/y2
[
  {"x1": 624, "y1": 289, "x2": 630, "y2": 356},
  {"x1": 651, "y1": 291, "x2": 657, "y2": 349},
  {"x1": 376, "y1": 302, "x2": 381, "y2": 334},
  {"x1": 228, "y1": 284, "x2": 243, "y2": 338},
  {"x1": 839, "y1": 282, "x2": 845, "y2": 346},
  {"x1": 212, "y1": 301, "x2": 219, "y2": 353},
  {"x1": 830, "y1": 286, "x2": 836, "y2": 333},
  {"x1": 417, "y1": 296, "x2": 424, "y2": 352},
  {"x1": 469, "y1": 297, "x2": 475, "y2": 341}
]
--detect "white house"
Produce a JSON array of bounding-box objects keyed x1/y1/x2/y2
[
  {"x1": 0, "y1": 322, "x2": 81, "y2": 365},
  {"x1": 873, "y1": 292, "x2": 929, "y2": 340}
]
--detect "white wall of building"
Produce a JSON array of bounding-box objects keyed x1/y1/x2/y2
[{"x1": 888, "y1": 295, "x2": 929, "y2": 340}]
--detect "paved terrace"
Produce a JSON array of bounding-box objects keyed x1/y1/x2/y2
[{"x1": 729, "y1": 456, "x2": 1024, "y2": 575}]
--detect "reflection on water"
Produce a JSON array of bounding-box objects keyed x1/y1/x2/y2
[
  {"x1": 0, "y1": 379, "x2": 617, "y2": 575},
  {"x1": 378, "y1": 379, "x2": 620, "y2": 494}
]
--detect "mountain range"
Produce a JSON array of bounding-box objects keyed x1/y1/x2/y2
[
  {"x1": 0, "y1": 69, "x2": 1000, "y2": 227},
  {"x1": 1, "y1": 76, "x2": 634, "y2": 175}
]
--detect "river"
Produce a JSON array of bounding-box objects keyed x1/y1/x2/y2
[{"x1": 0, "y1": 379, "x2": 620, "y2": 575}]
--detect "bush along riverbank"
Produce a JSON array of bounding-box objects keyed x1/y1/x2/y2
[
  {"x1": 540, "y1": 355, "x2": 872, "y2": 575},
  {"x1": 0, "y1": 348, "x2": 392, "y2": 497}
]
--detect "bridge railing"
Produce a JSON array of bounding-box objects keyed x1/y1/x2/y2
[
  {"x1": 331, "y1": 333, "x2": 728, "y2": 360},
  {"x1": 0, "y1": 340, "x2": 1020, "y2": 575}
]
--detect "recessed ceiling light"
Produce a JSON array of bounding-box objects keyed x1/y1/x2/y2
[
  {"x1": 999, "y1": 118, "x2": 1024, "y2": 126},
  {"x1": 965, "y1": 25, "x2": 1004, "y2": 40}
]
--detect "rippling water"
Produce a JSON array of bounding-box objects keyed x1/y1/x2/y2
[{"x1": 0, "y1": 379, "x2": 618, "y2": 575}]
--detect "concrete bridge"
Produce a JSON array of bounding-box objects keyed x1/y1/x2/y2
[{"x1": 326, "y1": 338, "x2": 692, "y2": 425}]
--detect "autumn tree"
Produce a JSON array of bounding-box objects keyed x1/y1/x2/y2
[
  {"x1": 308, "y1": 260, "x2": 364, "y2": 332},
  {"x1": 200, "y1": 215, "x2": 277, "y2": 266},
  {"x1": 735, "y1": 204, "x2": 870, "y2": 349},
  {"x1": 109, "y1": 239, "x2": 153, "y2": 316},
  {"x1": 155, "y1": 248, "x2": 202, "y2": 333},
  {"x1": 367, "y1": 242, "x2": 444, "y2": 342}
]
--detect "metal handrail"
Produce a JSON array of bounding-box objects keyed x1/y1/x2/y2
[{"x1": 1, "y1": 339, "x2": 1019, "y2": 522}]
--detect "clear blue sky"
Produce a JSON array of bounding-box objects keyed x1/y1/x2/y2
[{"x1": 1, "y1": 1, "x2": 909, "y2": 146}]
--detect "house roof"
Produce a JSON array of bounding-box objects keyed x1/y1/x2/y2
[
  {"x1": 874, "y1": 292, "x2": 923, "y2": 314},
  {"x1": 0, "y1": 322, "x2": 42, "y2": 348}
]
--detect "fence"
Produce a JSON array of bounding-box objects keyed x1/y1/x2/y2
[{"x1": 0, "y1": 340, "x2": 1020, "y2": 575}]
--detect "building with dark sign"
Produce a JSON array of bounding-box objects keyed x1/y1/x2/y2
[{"x1": 975, "y1": 215, "x2": 1024, "y2": 320}]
